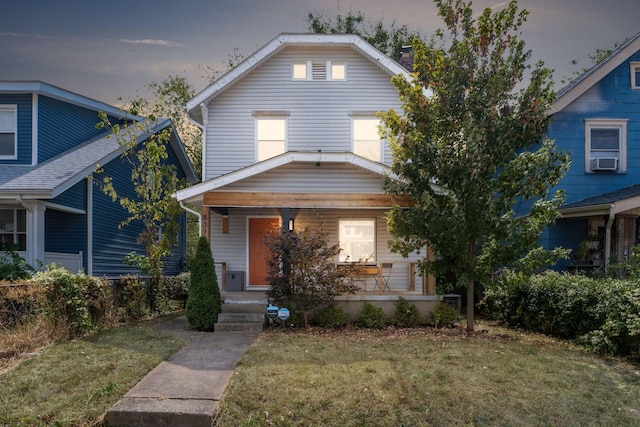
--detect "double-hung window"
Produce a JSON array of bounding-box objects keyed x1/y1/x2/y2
[
  {"x1": 353, "y1": 117, "x2": 382, "y2": 162},
  {"x1": 256, "y1": 117, "x2": 286, "y2": 162},
  {"x1": 0, "y1": 209, "x2": 26, "y2": 251},
  {"x1": 338, "y1": 218, "x2": 376, "y2": 263},
  {"x1": 585, "y1": 119, "x2": 627, "y2": 173},
  {"x1": 0, "y1": 105, "x2": 17, "y2": 159},
  {"x1": 292, "y1": 61, "x2": 346, "y2": 81}
]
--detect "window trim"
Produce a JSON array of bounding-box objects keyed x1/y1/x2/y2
[
  {"x1": 255, "y1": 117, "x2": 287, "y2": 162},
  {"x1": 0, "y1": 104, "x2": 18, "y2": 160},
  {"x1": 352, "y1": 117, "x2": 383, "y2": 163},
  {"x1": 584, "y1": 119, "x2": 628, "y2": 173},
  {"x1": 0, "y1": 208, "x2": 27, "y2": 251},
  {"x1": 338, "y1": 218, "x2": 377, "y2": 264},
  {"x1": 291, "y1": 60, "x2": 347, "y2": 81},
  {"x1": 630, "y1": 62, "x2": 640, "y2": 89}
]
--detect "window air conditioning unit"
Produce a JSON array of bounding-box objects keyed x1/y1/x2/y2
[{"x1": 591, "y1": 157, "x2": 618, "y2": 171}]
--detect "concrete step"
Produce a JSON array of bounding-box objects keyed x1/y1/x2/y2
[
  {"x1": 217, "y1": 313, "x2": 265, "y2": 323},
  {"x1": 221, "y1": 302, "x2": 267, "y2": 314},
  {"x1": 214, "y1": 322, "x2": 263, "y2": 332}
]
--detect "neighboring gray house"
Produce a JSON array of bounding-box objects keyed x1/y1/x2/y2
[
  {"x1": 0, "y1": 81, "x2": 198, "y2": 276},
  {"x1": 176, "y1": 33, "x2": 436, "y2": 298}
]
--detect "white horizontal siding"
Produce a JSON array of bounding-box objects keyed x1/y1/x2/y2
[
  {"x1": 222, "y1": 163, "x2": 384, "y2": 193},
  {"x1": 209, "y1": 207, "x2": 424, "y2": 292},
  {"x1": 204, "y1": 46, "x2": 403, "y2": 180}
]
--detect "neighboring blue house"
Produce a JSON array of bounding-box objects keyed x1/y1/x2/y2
[
  {"x1": 543, "y1": 32, "x2": 640, "y2": 270},
  {"x1": 0, "y1": 81, "x2": 198, "y2": 277}
]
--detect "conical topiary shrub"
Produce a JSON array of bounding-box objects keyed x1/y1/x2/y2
[{"x1": 186, "y1": 236, "x2": 220, "y2": 331}]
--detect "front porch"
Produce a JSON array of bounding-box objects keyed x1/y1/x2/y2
[{"x1": 220, "y1": 290, "x2": 454, "y2": 324}]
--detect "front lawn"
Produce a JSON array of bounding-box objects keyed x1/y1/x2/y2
[
  {"x1": 0, "y1": 322, "x2": 183, "y2": 426},
  {"x1": 216, "y1": 323, "x2": 640, "y2": 426}
]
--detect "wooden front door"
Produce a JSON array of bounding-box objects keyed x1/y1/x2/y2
[{"x1": 248, "y1": 217, "x2": 280, "y2": 287}]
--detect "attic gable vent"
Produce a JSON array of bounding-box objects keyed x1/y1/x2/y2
[
  {"x1": 311, "y1": 61, "x2": 327, "y2": 80},
  {"x1": 590, "y1": 157, "x2": 618, "y2": 171},
  {"x1": 292, "y1": 61, "x2": 346, "y2": 81}
]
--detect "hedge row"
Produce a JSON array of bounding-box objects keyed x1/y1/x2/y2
[
  {"x1": 482, "y1": 270, "x2": 640, "y2": 357},
  {"x1": 1, "y1": 267, "x2": 191, "y2": 336}
]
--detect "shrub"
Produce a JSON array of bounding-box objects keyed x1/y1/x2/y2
[
  {"x1": 265, "y1": 227, "x2": 358, "y2": 328},
  {"x1": 356, "y1": 302, "x2": 386, "y2": 329},
  {"x1": 161, "y1": 272, "x2": 190, "y2": 304},
  {"x1": 394, "y1": 297, "x2": 421, "y2": 327},
  {"x1": 111, "y1": 276, "x2": 148, "y2": 321},
  {"x1": 482, "y1": 270, "x2": 640, "y2": 357},
  {"x1": 312, "y1": 305, "x2": 347, "y2": 328},
  {"x1": 0, "y1": 282, "x2": 45, "y2": 328},
  {"x1": 186, "y1": 236, "x2": 220, "y2": 331},
  {"x1": 31, "y1": 266, "x2": 113, "y2": 336},
  {"x1": 428, "y1": 303, "x2": 459, "y2": 328}
]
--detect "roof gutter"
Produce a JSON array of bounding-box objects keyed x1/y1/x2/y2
[{"x1": 559, "y1": 203, "x2": 614, "y2": 218}]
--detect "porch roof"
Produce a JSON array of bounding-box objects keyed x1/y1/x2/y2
[
  {"x1": 559, "y1": 184, "x2": 640, "y2": 218},
  {"x1": 175, "y1": 151, "x2": 408, "y2": 207}
]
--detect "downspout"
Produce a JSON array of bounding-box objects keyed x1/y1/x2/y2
[
  {"x1": 179, "y1": 201, "x2": 202, "y2": 236},
  {"x1": 16, "y1": 194, "x2": 28, "y2": 211},
  {"x1": 604, "y1": 210, "x2": 615, "y2": 267}
]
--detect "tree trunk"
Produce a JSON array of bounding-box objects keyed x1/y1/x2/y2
[
  {"x1": 466, "y1": 278, "x2": 474, "y2": 332},
  {"x1": 466, "y1": 240, "x2": 476, "y2": 332}
]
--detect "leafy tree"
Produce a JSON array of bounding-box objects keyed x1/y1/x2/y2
[
  {"x1": 96, "y1": 110, "x2": 184, "y2": 313},
  {"x1": 563, "y1": 39, "x2": 629, "y2": 85},
  {"x1": 186, "y1": 236, "x2": 220, "y2": 331},
  {"x1": 381, "y1": 0, "x2": 570, "y2": 331},
  {"x1": 306, "y1": 10, "x2": 424, "y2": 58},
  {"x1": 265, "y1": 227, "x2": 358, "y2": 327}
]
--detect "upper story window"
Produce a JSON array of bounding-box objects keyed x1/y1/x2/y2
[
  {"x1": 585, "y1": 119, "x2": 627, "y2": 173},
  {"x1": 338, "y1": 218, "x2": 376, "y2": 263},
  {"x1": 630, "y1": 62, "x2": 640, "y2": 89},
  {"x1": 256, "y1": 117, "x2": 286, "y2": 162},
  {"x1": 353, "y1": 118, "x2": 382, "y2": 162},
  {"x1": 0, "y1": 105, "x2": 17, "y2": 159},
  {"x1": 0, "y1": 209, "x2": 26, "y2": 251},
  {"x1": 292, "y1": 61, "x2": 347, "y2": 81}
]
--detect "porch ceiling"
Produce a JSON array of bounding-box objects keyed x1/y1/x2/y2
[{"x1": 203, "y1": 191, "x2": 413, "y2": 209}]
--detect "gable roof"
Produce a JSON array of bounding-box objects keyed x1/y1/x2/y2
[
  {"x1": 0, "y1": 81, "x2": 143, "y2": 121},
  {"x1": 549, "y1": 32, "x2": 640, "y2": 115},
  {"x1": 175, "y1": 151, "x2": 401, "y2": 206},
  {"x1": 186, "y1": 33, "x2": 416, "y2": 125},
  {"x1": 0, "y1": 118, "x2": 198, "y2": 200}
]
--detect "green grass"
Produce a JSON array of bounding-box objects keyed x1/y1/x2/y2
[
  {"x1": 0, "y1": 323, "x2": 183, "y2": 426},
  {"x1": 215, "y1": 323, "x2": 640, "y2": 426}
]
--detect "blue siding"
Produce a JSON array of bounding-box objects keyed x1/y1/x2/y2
[
  {"x1": 91, "y1": 142, "x2": 188, "y2": 277},
  {"x1": 37, "y1": 96, "x2": 114, "y2": 162},
  {"x1": 0, "y1": 94, "x2": 32, "y2": 165},
  {"x1": 51, "y1": 179, "x2": 87, "y2": 211},
  {"x1": 45, "y1": 209, "x2": 87, "y2": 267},
  {"x1": 549, "y1": 51, "x2": 640, "y2": 204}
]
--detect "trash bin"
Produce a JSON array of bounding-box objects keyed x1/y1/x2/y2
[{"x1": 225, "y1": 271, "x2": 244, "y2": 291}]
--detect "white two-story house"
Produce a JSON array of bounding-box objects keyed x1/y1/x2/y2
[{"x1": 176, "y1": 33, "x2": 437, "y2": 304}]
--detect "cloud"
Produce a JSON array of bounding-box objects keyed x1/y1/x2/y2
[
  {"x1": 0, "y1": 32, "x2": 77, "y2": 41},
  {"x1": 118, "y1": 38, "x2": 185, "y2": 48}
]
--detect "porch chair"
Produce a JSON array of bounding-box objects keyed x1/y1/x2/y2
[{"x1": 376, "y1": 263, "x2": 393, "y2": 292}]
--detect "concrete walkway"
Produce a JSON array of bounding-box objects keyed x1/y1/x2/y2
[{"x1": 104, "y1": 316, "x2": 261, "y2": 427}]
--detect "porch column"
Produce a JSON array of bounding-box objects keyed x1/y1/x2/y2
[
  {"x1": 201, "y1": 207, "x2": 210, "y2": 240},
  {"x1": 23, "y1": 200, "x2": 45, "y2": 268}
]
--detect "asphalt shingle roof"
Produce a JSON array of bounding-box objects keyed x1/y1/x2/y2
[
  {"x1": 0, "y1": 119, "x2": 170, "y2": 198},
  {"x1": 562, "y1": 184, "x2": 640, "y2": 209}
]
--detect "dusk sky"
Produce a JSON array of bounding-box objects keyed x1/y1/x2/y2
[{"x1": 2, "y1": 0, "x2": 638, "y2": 106}]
